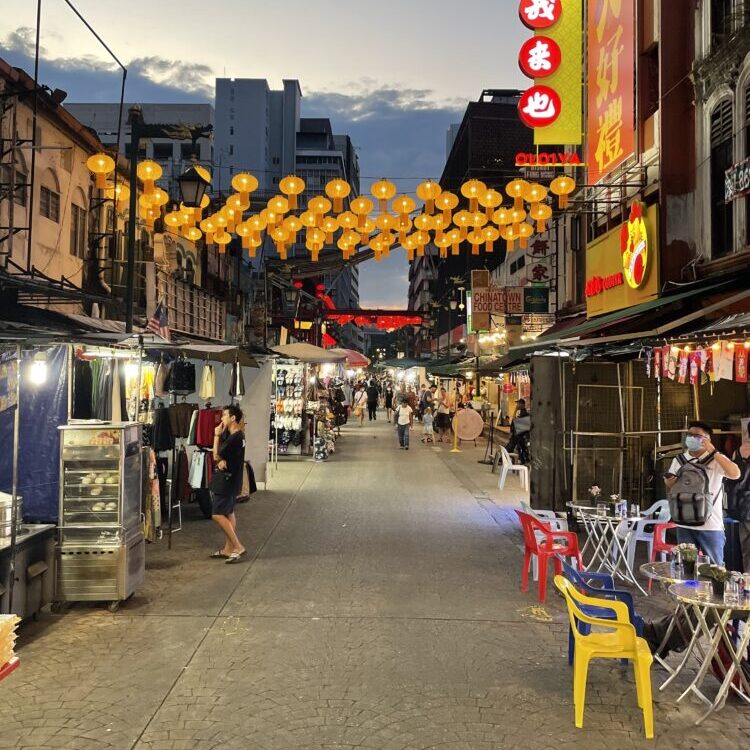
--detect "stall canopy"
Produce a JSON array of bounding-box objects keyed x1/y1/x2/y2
[
  {"x1": 327, "y1": 348, "x2": 370, "y2": 368},
  {"x1": 271, "y1": 342, "x2": 347, "y2": 363}
]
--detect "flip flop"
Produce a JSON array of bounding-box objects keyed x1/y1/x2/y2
[
  {"x1": 210, "y1": 550, "x2": 230, "y2": 559},
  {"x1": 225, "y1": 550, "x2": 247, "y2": 564}
]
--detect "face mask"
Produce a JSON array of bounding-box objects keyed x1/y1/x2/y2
[{"x1": 685, "y1": 435, "x2": 704, "y2": 452}]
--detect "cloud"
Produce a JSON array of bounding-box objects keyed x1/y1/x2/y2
[{"x1": 3, "y1": 26, "x2": 44, "y2": 57}]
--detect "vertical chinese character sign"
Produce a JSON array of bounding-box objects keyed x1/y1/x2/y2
[
  {"x1": 587, "y1": 0, "x2": 635, "y2": 184},
  {"x1": 518, "y1": 0, "x2": 583, "y2": 146}
]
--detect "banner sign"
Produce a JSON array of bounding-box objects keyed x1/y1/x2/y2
[
  {"x1": 0, "y1": 350, "x2": 18, "y2": 414},
  {"x1": 471, "y1": 270, "x2": 550, "y2": 330},
  {"x1": 518, "y1": 0, "x2": 584, "y2": 146},
  {"x1": 587, "y1": 0, "x2": 636, "y2": 184},
  {"x1": 725, "y1": 157, "x2": 750, "y2": 203}
]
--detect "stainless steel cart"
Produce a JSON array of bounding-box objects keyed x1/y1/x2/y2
[{"x1": 56, "y1": 423, "x2": 144, "y2": 611}]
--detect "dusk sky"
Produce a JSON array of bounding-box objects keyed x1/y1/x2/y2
[{"x1": 1, "y1": 1, "x2": 527, "y2": 307}]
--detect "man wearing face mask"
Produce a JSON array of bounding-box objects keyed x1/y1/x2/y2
[{"x1": 664, "y1": 421, "x2": 741, "y2": 565}]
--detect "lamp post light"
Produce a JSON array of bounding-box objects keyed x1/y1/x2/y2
[{"x1": 448, "y1": 297, "x2": 458, "y2": 359}]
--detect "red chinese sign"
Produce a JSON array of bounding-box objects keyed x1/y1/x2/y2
[
  {"x1": 518, "y1": 36, "x2": 561, "y2": 78},
  {"x1": 518, "y1": 85, "x2": 561, "y2": 128},
  {"x1": 587, "y1": 0, "x2": 635, "y2": 184},
  {"x1": 519, "y1": 0, "x2": 562, "y2": 28}
]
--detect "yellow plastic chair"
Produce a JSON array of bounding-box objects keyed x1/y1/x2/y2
[{"x1": 554, "y1": 575, "x2": 654, "y2": 739}]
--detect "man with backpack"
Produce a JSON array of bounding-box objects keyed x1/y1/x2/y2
[{"x1": 664, "y1": 421, "x2": 741, "y2": 565}]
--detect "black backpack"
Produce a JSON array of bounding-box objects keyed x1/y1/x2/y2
[
  {"x1": 725, "y1": 452, "x2": 750, "y2": 522},
  {"x1": 667, "y1": 454, "x2": 716, "y2": 527}
]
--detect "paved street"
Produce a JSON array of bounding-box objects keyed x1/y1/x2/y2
[{"x1": 2, "y1": 416, "x2": 750, "y2": 749}]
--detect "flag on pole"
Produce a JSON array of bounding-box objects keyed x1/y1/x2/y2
[{"x1": 146, "y1": 301, "x2": 170, "y2": 341}]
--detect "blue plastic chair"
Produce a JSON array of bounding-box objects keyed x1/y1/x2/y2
[{"x1": 559, "y1": 557, "x2": 644, "y2": 666}]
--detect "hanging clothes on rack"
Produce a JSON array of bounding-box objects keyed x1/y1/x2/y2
[
  {"x1": 94, "y1": 359, "x2": 112, "y2": 421},
  {"x1": 195, "y1": 407, "x2": 223, "y2": 447},
  {"x1": 188, "y1": 450, "x2": 206, "y2": 489},
  {"x1": 154, "y1": 360, "x2": 170, "y2": 398},
  {"x1": 72, "y1": 358, "x2": 93, "y2": 419},
  {"x1": 167, "y1": 402, "x2": 197, "y2": 438},
  {"x1": 187, "y1": 409, "x2": 199, "y2": 445},
  {"x1": 229, "y1": 361, "x2": 245, "y2": 399},
  {"x1": 199, "y1": 363, "x2": 216, "y2": 400},
  {"x1": 174, "y1": 446, "x2": 191, "y2": 503},
  {"x1": 151, "y1": 406, "x2": 174, "y2": 452},
  {"x1": 169, "y1": 359, "x2": 196, "y2": 395}
]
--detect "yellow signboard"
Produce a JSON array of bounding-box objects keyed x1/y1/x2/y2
[{"x1": 585, "y1": 203, "x2": 659, "y2": 318}]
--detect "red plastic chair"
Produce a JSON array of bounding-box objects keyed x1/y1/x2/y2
[
  {"x1": 515, "y1": 510, "x2": 583, "y2": 603},
  {"x1": 648, "y1": 522, "x2": 676, "y2": 591}
]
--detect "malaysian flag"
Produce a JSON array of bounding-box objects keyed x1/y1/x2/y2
[{"x1": 146, "y1": 301, "x2": 170, "y2": 341}]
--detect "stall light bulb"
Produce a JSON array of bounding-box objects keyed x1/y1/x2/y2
[
  {"x1": 727, "y1": 342, "x2": 735, "y2": 350},
  {"x1": 29, "y1": 358, "x2": 48, "y2": 385},
  {"x1": 466, "y1": 371, "x2": 474, "y2": 379},
  {"x1": 346, "y1": 369, "x2": 355, "y2": 377},
  {"x1": 712, "y1": 342, "x2": 721, "y2": 352},
  {"x1": 125, "y1": 362, "x2": 139, "y2": 380},
  {"x1": 683, "y1": 345, "x2": 691, "y2": 353},
  {"x1": 670, "y1": 346, "x2": 680, "y2": 354},
  {"x1": 744, "y1": 341, "x2": 750, "y2": 350}
]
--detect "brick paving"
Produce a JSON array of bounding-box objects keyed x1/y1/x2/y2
[{"x1": 1, "y1": 415, "x2": 749, "y2": 748}]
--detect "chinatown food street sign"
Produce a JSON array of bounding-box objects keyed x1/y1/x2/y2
[
  {"x1": 518, "y1": 0, "x2": 583, "y2": 146},
  {"x1": 587, "y1": 0, "x2": 636, "y2": 184},
  {"x1": 585, "y1": 202, "x2": 658, "y2": 318},
  {"x1": 725, "y1": 157, "x2": 750, "y2": 202},
  {"x1": 471, "y1": 270, "x2": 550, "y2": 330}
]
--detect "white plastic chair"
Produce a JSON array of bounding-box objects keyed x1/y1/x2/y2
[
  {"x1": 498, "y1": 446, "x2": 529, "y2": 492},
  {"x1": 519, "y1": 501, "x2": 570, "y2": 581},
  {"x1": 615, "y1": 499, "x2": 671, "y2": 571}
]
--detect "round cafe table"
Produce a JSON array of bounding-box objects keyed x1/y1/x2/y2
[{"x1": 666, "y1": 581, "x2": 750, "y2": 724}]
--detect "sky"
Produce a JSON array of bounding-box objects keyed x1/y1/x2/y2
[{"x1": 1, "y1": 1, "x2": 527, "y2": 307}]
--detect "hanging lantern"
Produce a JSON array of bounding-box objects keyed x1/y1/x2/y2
[
  {"x1": 526, "y1": 183, "x2": 548, "y2": 204},
  {"x1": 235, "y1": 221, "x2": 252, "y2": 249},
  {"x1": 460, "y1": 179, "x2": 487, "y2": 212},
  {"x1": 247, "y1": 234, "x2": 262, "y2": 258},
  {"x1": 200, "y1": 216, "x2": 217, "y2": 245},
  {"x1": 369, "y1": 235, "x2": 385, "y2": 263},
  {"x1": 226, "y1": 193, "x2": 250, "y2": 221},
  {"x1": 380, "y1": 231, "x2": 396, "y2": 258},
  {"x1": 391, "y1": 194, "x2": 416, "y2": 227},
  {"x1": 222, "y1": 205, "x2": 238, "y2": 233},
  {"x1": 453, "y1": 210, "x2": 473, "y2": 241},
  {"x1": 299, "y1": 210, "x2": 318, "y2": 231},
  {"x1": 416, "y1": 180, "x2": 442, "y2": 215},
  {"x1": 87, "y1": 152, "x2": 116, "y2": 190},
  {"x1": 308, "y1": 228, "x2": 325, "y2": 259},
  {"x1": 482, "y1": 226, "x2": 500, "y2": 253},
  {"x1": 376, "y1": 213, "x2": 399, "y2": 239},
  {"x1": 231, "y1": 172, "x2": 259, "y2": 205},
  {"x1": 308, "y1": 195, "x2": 332, "y2": 227},
  {"x1": 137, "y1": 160, "x2": 164, "y2": 196},
  {"x1": 104, "y1": 181, "x2": 130, "y2": 209},
  {"x1": 529, "y1": 202, "x2": 552, "y2": 232},
  {"x1": 179, "y1": 208, "x2": 195, "y2": 234},
  {"x1": 213, "y1": 212, "x2": 228, "y2": 239},
  {"x1": 413, "y1": 213, "x2": 434, "y2": 234},
  {"x1": 188, "y1": 193, "x2": 211, "y2": 222},
  {"x1": 267, "y1": 194, "x2": 289, "y2": 217},
  {"x1": 509, "y1": 207, "x2": 527, "y2": 234},
  {"x1": 414, "y1": 230, "x2": 430, "y2": 257},
  {"x1": 401, "y1": 234, "x2": 417, "y2": 263},
  {"x1": 322, "y1": 216, "x2": 339, "y2": 244},
  {"x1": 517, "y1": 222, "x2": 534, "y2": 249},
  {"x1": 433, "y1": 232, "x2": 452, "y2": 259},
  {"x1": 259, "y1": 208, "x2": 278, "y2": 232},
  {"x1": 432, "y1": 212, "x2": 449, "y2": 241},
  {"x1": 163, "y1": 211, "x2": 182, "y2": 234},
  {"x1": 325, "y1": 178, "x2": 351, "y2": 212},
  {"x1": 492, "y1": 207, "x2": 511, "y2": 227},
  {"x1": 479, "y1": 189, "x2": 503, "y2": 219},
  {"x1": 467, "y1": 230, "x2": 484, "y2": 256},
  {"x1": 149, "y1": 186, "x2": 170, "y2": 210},
  {"x1": 337, "y1": 235, "x2": 352, "y2": 259},
  {"x1": 550, "y1": 175, "x2": 576, "y2": 208},
  {"x1": 283, "y1": 215, "x2": 303, "y2": 243},
  {"x1": 470, "y1": 211, "x2": 488, "y2": 231},
  {"x1": 184, "y1": 226, "x2": 203, "y2": 243},
  {"x1": 351, "y1": 196, "x2": 374, "y2": 228},
  {"x1": 359, "y1": 216, "x2": 376, "y2": 244},
  {"x1": 271, "y1": 226, "x2": 290, "y2": 258},
  {"x1": 337, "y1": 211, "x2": 358, "y2": 232},
  {"x1": 501, "y1": 225, "x2": 518, "y2": 252},
  {"x1": 246, "y1": 214, "x2": 267, "y2": 244},
  {"x1": 278, "y1": 175, "x2": 305, "y2": 210},
  {"x1": 214, "y1": 231, "x2": 231, "y2": 253},
  {"x1": 435, "y1": 191, "x2": 459, "y2": 223},
  {"x1": 447, "y1": 228, "x2": 462, "y2": 255},
  {"x1": 396, "y1": 216, "x2": 413, "y2": 245},
  {"x1": 506, "y1": 179, "x2": 530, "y2": 210},
  {"x1": 370, "y1": 179, "x2": 397, "y2": 213}
]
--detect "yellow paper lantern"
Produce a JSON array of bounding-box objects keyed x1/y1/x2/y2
[
  {"x1": 401, "y1": 234, "x2": 417, "y2": 263},
  {"x1": 526, "y1": 183, "x2": 548, "y2": 204},
  {"x1": 213, "y1": 212, "x2": 228, "y2": 240},
  {"x1": 509, "y1": 207, "x2": 527, "y2": 234},
  {"x1": 460, "y1": 179, "x2": 487, "y2": 212},
  {"x1": 337, "y1": 235, "x2": 352, "y2": 259},
  {"x1": 308, "y1": 196, "x2": 332, "y2": 228},
  {"x1": 414, "y1": 230, "x2": 430, "y2": 257},
  {"x1": 150, "y1": 187, "x2": 170, "y2": 208},
  {"x1": 235, "y1": 221, "x2": 252, "y2": 249},
  {"x1": 453, "y1": 210, "x2": 473, "y2": 241},
  {"x1": 447, "y1": 228, "x2": 462, "y2": 255},
  {"x1": 369, "y1": 235, "x2": 384, "y2": 263},
  {"x1": 184, "y1": 226, "x2": 203, "y2": 243},
  {"x1": 435, "y1": 191, "x2": 459, "y2": 224},
  {"x1": 179, "y1": 209, "x2": 195, "y2": 233},
  {"x1": 359, "y1": 216, "x2": 376, "y2": 244},
  {"x1": 501, "y1": 225, "x2": 518, "y2": 252},
  {"x1": 492, "y1": 207, "x2": 511, "y2": 226},
  {"x1": 376, "y1": 213, "x2": 399, "y2": 237},
  {"x1": 278, "y1": 175, "x2": 305, "y2": 210},
  {"x1": 246, "y1": 214, "x2": 267, "y2": 243},
  {"x1": 136, "y1": 160, "x2": 162, "y2": 195},
  {"x1": 299, "y1": 210, "x2": 318, "y2": 230},
  {"x1": 87, "y1": 152, "x2": 116, "y2": 190},
  {"x1": 322, "y1": 216, "x2": 339, "y2": 244},
  {"x1": 433, "y1": 232, "x2": 452, "y2": 258},
  {"x1": 529, "y1": 202, "x2": 553, "y2": 233},
  {"x1": 517, "y1": 222, "x2": 534, "y2": 249},
  {"x1": 283, "y1": 215, "x2": 303, "y2": 242},
  {"x1": 337, "y1": 211, "x2": 358, "y2": 231},
  {"x1": 469, "y1": 211, "x2": 488, "y2": 229},
  {"x1": 200, "y1": 216, "x2": 217, "y2": 244},
  {"x1": 341, "y1": 229, "x2": 360, "y2": 248},
  {"x1": 432, "y1": 212, "x2": 450, "y2": 240},
  {"x1": 267, "y1": 194, "x2": 290, "y2": 216},
  {"x1": 482, "y1": 225, "x2": 500, "y2": 253},
  {"x1": 191, "y1": 193, "x2": 211, "y2": 221},
  {"x1": 413, "y1": 214, "x2": 434, "y2": 233},
  {"x1": 416, "y1": 180, "x2": 442, "y2": 215},
  {"x1": 379, "y1": 231, "x2": 395, "y2": 258},
  {"x1": 163, "y1": 211, "x2": 182, "y2": 233},
  {"x1": 325, "y1": 179, "x2": 351, "y2": 213},
  {"x1": 391, "y1": 194, "x2": 416, "y2": 226},
  {"x1": 222, "y1": 206, "x2": 238, "y2": 233},
  {"x1": 231, "y1": 172, "x2": 259, "y2": 204},
  {"x1": 226, "y1": 193, "x2": 250, "y2": 219},
  {"x1": 505, "y1": 179, "x2": 530, "y2": 210},
  {"x1": 549, "y1": 175, "x2": 576, "y2": 208},
  {"x1": 104, "y1": 181, "x2": 130, "y2": 208},
  {"x1": 370, "y1": 179, "x2": 396, "y2": 213},
  {"x1": 479, "y1": 189, "x2": 503, "y2": 218},
  {"x1": 351, "y1": 196, "x2": 374, "y2": 228},
  {"x1": 214, "y1": 231, "x2": 231, "y2": 253},
  {"x1": 397, "y1": 217, "x2": 413, "y2": 245},
  {"x1": 247, "y1": 234, "x2": 262, "y2": 258},
  {"x1": 467, "y1": 230, "x2": 484, "y2": 256},
  {"x1": 259, "y1": 208, "x2": 278, "y2": 232},
  {"x1": 271, "y1": 226, "x2": 290, "y2": 258}
]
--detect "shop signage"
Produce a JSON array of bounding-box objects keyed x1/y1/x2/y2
[
  {"x1": 502, "y1": 382, "x2": 515, "y2": 394},
  {"x1": 518, "y1": 0, "x2": 583, "y2": 146},
  {"x1": 523, "y1": 286, "x2": 550, "y2": 313},
  {"x1": 585, "y1": 202, "x2": 659, "y2": 318},
  {"x1": 0, "y1": 351, "x2": 18, "y2": 413},
  {"x1": 523, "y1": 313, "x2": 556, "y2": 333},
  {"x1": 725, "y1": 157, "x2": 750, "y2": 203},
  {"x1": 472, "y1": 270, "x2": 550, "y2": 331},
  {"x1": 515, "y1": 151, "x2": 584, "y2": 167},
  {"x1": 587, "y1": 0, "x2": 636, "y2": 185}
]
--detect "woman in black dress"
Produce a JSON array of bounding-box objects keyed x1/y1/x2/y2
[{"x1": 384, "y1": 383, "x2": 394, "y2": 423}]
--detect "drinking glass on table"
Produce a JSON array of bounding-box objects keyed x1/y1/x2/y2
[
  {"x1": 695, "y1": 553, "x2": 708, "y2": 580},
  {"x1": 724, "y1": 577, "x2": 741, "y2": 606},
  {"x1": 696, "y1": 580, "x2": 712, "y2": 600},
  {"x1": 669, "y1": 548, "x2": 682, "y2": 578}
]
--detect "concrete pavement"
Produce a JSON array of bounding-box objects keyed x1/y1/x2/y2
[{"x1": 1, "y1": 413, "x2": 749, "y2": 748}]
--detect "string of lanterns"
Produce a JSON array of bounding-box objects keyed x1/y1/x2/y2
[{"x1": 86, "y1": 154, "x2": 576, "y2": 264}]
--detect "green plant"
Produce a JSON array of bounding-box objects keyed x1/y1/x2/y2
[
  {"x1": 697, "y1": 564, "x2": 732, "y2": 583},
  {"x1": 677, "y1": 543, "x2": 698, "y2": 562}
]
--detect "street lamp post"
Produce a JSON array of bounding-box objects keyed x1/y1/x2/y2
[{"x1": 448, "y1": 297, "x2": 457, "y2": 359}]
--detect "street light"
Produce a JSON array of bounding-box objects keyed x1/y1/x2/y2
[
  {"x1": 177, "y1": 165, "x2": 211, "y2": 208},
  {"x1": 448, "y1": 297, "x2": 458, "y2": 359}
]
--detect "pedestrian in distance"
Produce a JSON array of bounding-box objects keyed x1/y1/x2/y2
[
  {"x1": 421, "y1": 407, "x2": 435, "y2": 444},
  {"x1": 352, "y1": 384, "x2": 367, "y2": 427},
  {"x1": 210, "y1": 404, "x2": 246, "y2": 564},
  {"x1": 435, "y1": 387, "x2": 452, "y2": 443},
  {"x1": 395, "y1": 398, "x2": 414, "y2": 450},
  {"x1": 384, "y1": 383, "x2": 394, "y2": 423},
  {"x1": 366, "y1": 379, "x2": 380, "y2": 421}
]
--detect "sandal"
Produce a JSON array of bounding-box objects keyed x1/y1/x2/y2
[
  {"x1": 211, "y1": 550, "x2": 230, "y2": 559},
  {"x1": 225, "y1": 550, "x2": 246, "y2": 564}
]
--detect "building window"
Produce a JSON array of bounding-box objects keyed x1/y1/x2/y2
[
  {"x1": 180, "y1": 143, "x2": 196, "y2": 161},
  {"x1": 152, "y1": 143, "x2": 173, "y2": 161},
  {"x1": 711, "y1": 0, "x2": 733, "y2": 47},
  {"x1": 1, "y1": 165, "x2": 27, "y2": 206},
  {"x1": 40, "y1": 186, "x2": 60, "y2": 222},
  {"x1": 710, "y1": 98, "x2": 734, "y2": 257},
  {"x1": 229, "y1": 145, "x2": 234, "y2": 156},
  {"x1": 70, "y1": 203, "x2": 87, "y2": 258},
  {"x1": 229, "y1": 126, "x2": 234, "y2": 136}
]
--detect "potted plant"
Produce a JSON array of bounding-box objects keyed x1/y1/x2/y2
[
  {"x1": 698, "y1": 564, "x2": 732, "y2": 597},
  {"x1": 677, "y1": 543, "x2": 698, "y2": 575}
]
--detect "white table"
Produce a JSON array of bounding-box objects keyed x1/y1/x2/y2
[
  {"x1": 570, "y1": 504, "x2": 649, "y2": 594},
  {"x1": 667, "y1": 582, "x2": 750, "y2": 724}
]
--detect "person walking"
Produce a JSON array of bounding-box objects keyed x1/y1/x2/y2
[
  {"x1": 384, "y1": 383, "x2": 394, "y2": 423},
  {"x1": 366, "y1": 379, "x2": 380, "y2": 421},
  {"x1": 395, "y1": 397, "x2": 414, "y2": 450},
  {"x1": 435, "y1": 387, "x2": 452, "y2": 443},
  {"x1": 421, "y1": 406, "x2": 435, "y2": 444},
  {"x1": 352, "y1": 385, "x2": 367, "y2": 426},
  {"x1": 210, "y1": 404, "x2": 246, "y2": 564}
]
